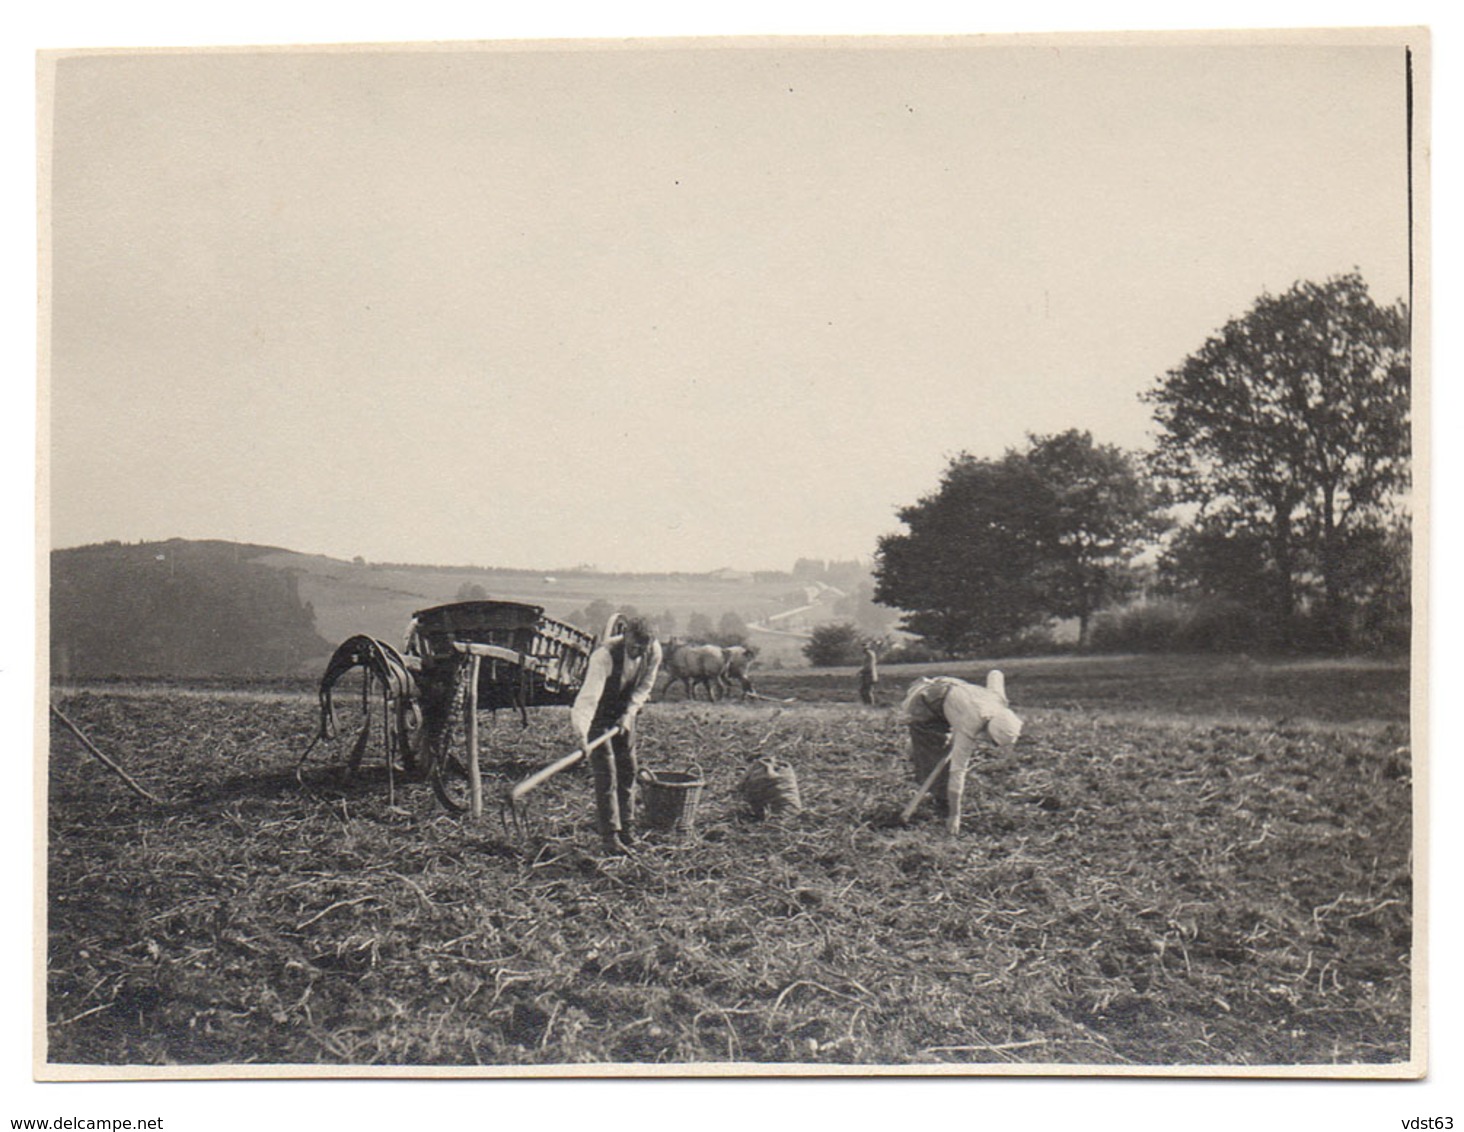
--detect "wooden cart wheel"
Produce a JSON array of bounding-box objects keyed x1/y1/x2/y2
[{"x1": 428, "y1": 658, "x2": 475, "y2": 812}]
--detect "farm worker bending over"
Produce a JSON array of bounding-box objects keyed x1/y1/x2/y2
[
  {"x1": 900, "y1": 671, "x2": 1022, "y2": 836},
  {"x1": 571, "y1": 617, "x2": 663, "y2": 856}
]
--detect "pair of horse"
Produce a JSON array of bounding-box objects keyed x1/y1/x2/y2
[{"x1": 659, "y1": 640, "x2": 757, "y2": 702}]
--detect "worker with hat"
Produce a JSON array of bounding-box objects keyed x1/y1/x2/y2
[
  {"x1": 900, "y1": 670, "x2": 1022, "y2": 836},
  {"x1": 570, "y1": 617, "x2": 662, "y2": 856}
]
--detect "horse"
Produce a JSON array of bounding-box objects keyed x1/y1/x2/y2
[{"x1": 659, "y1": 639, "x2": 729, "y2": 701}]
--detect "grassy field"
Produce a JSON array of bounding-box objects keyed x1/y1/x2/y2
[{"x1": 44, "y1": 654, "x2": 1413, "y2": 1072}]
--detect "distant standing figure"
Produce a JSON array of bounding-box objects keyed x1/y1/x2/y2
[
  {"x1": 900, "y1": 671, "x2": 1022, "y2": 836},
  {"x1": 570, "y1": 618, "x2": 663, "y2": 856},
  {"x1": 858, "y1": 643, "x2": 880, "y2": 705}
]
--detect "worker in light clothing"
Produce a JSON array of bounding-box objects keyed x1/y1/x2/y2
[
  {"x1": 570, "y1": 618, "x2": 663, "y2": 856},
  {"x1": 900, "y1": 671, "x2": 1022, "y2": 836},
  {"x1": 858, "y1": 643, "x2": 880, "y2": 705}
]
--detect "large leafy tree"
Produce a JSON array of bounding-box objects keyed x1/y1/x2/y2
[
  {"x1": 1144, "y1": 272, "x2": 1410, "y2": 647},
  {"x1": 1023, "y1": 431, "x2": 1167, "y2": 645},
  {"x1": 874, "y1": 454, "x2": 1044, "y2": 653},
  {"x1": 873, "y1": 430, "x2": 1159, "y2": 652}
]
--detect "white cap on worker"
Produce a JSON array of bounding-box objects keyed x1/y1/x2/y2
[
  {"x1": 988, "y1": 706, "x2": 1022, "y2": 748},
  {"x1": 986, "y1": 669, "x2": 1007, "y2": 703}
]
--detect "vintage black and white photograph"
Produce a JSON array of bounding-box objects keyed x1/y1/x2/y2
[{"x1": 38, "y1": 26, "x2": 1425, "y2": 1084}]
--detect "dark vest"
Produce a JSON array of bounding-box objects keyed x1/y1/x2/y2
[{"x1": 592, "y1": 642, "x2": 645, "y2": 727}]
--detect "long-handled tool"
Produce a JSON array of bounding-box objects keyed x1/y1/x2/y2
[
  {"x1": 900, "y1": 748, "x2": 954, "y2": 825},
  {"x1": 745, "y1": 691, "x2": 797, "y2": 704},
  {"x1": 501, "y1": 726, "x2": 621, "y2": 838},
  {"x1": 50, "y1": 704, "x2": 165, "y2": 804}
]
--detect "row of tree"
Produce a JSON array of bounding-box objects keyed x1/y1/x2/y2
[{"x1": 873, "y1": 273, "x2": 1411, "y2": 655}]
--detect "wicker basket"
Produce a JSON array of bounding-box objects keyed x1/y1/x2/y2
[{"x1": 638, "y1": 765, "x2": 705, "y2": 834}]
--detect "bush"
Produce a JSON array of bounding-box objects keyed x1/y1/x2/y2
[
  {"x1": 1088, "y1": 600, "x2": 1192, "y2": 653},
  {"x1": 881, "y1": 638, "x2": 945, "y2": 665},
  {"x1": 802, "y1": 623, "x2": 863, "y2": 667},
  {"x1": 1172, "y1": 600, "x2": 1270, "y2": 653},
  {"x1": 985, "y1": 624, "x2": 1070, "y2": 658},
  {"x1": 1351, "y1": 600, "x2": 1411, "y2": 656},
  {"x1": 713, "y1": 611, "x2": 748, "y2": 648},
  {"x1": 1088, "y1": 598, "x2": 1276, "y2": 654},
  {"x1": 880, "y1": 625, "x2": 1069, "y2": 663}
]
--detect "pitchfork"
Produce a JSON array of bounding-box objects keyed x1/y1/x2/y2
[
  {"x1": 901, "y1": 749, "x2": 955, "y2": 825},
  {"x1": 500, "y1": 726, "x2": 621, "y2": 840}
]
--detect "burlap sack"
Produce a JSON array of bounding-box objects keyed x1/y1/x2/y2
[{"x1": 738, "y1": 756, "x2": 803, "y2": 817}]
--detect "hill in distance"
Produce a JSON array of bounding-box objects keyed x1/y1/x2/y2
[{"x1": 51, "y1": 539, "x2": 897, "y2": 677}]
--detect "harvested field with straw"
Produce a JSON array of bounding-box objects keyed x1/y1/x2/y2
[{"x1": 44, "y1": 655, "x2": 1413, "y2": 1071}]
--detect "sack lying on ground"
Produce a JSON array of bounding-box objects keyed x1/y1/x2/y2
[{"x1": 738, "y1": 756, "x2": 803, "y2": 817}]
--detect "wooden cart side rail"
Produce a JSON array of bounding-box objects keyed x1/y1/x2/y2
[
  {"x1": 450, "y1": 640, "x2": 539, "y2": 667},
  {"x1": 542, "y1": 632, "x2": 594, "y2": 688},
  {"x1": 525, "y1": 620, "x2": 596, "y2": 684},
  {"x1": 532, "y1": 618, "x2": 597, "y2": 652},
  {"x1": 449, "y1": 640, "x2": 580, "y2": 701}
]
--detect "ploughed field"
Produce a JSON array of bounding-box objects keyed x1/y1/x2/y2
[{"x1": 46, "y1": 655, "x2": 1413, "y2": 1069}]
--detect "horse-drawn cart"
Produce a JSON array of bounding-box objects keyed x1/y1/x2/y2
[{"x1": 310, "y1": 600, "x2": 613, "y2": 816}]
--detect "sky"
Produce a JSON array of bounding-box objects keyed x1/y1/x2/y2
[{"x1": 44, "y1": 34, "x2": 1412, "y2": 574}]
